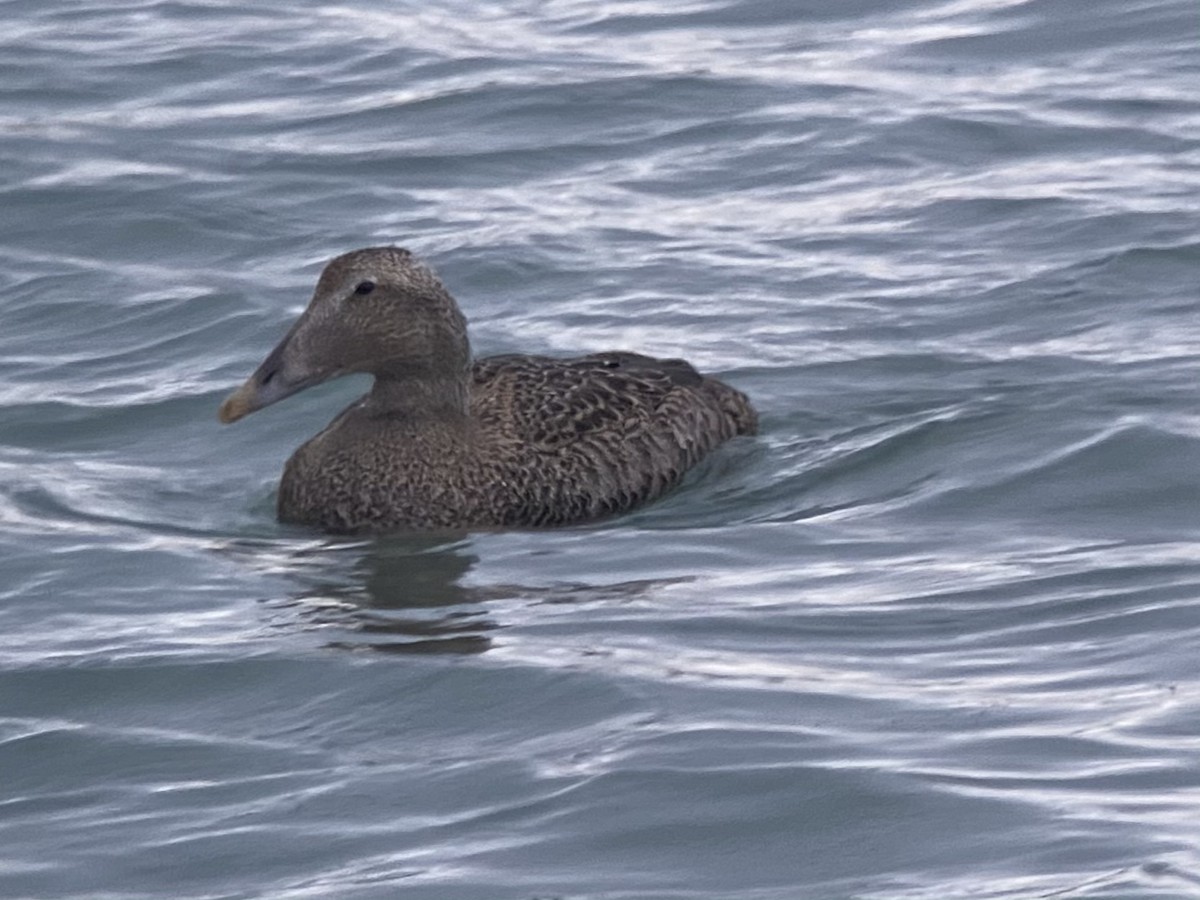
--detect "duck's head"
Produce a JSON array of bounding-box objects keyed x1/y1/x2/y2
[{"x1": 218, "y1": 247, "x2": 470, "y2": 424}]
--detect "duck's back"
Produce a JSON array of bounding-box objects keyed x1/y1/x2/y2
[{"x1": 467, "y1": 351, "x2": 757, "y2": 526}]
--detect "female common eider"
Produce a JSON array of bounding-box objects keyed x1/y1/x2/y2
[{"x1": 219, "y1": 247, "x2": 756, "y2": 533}]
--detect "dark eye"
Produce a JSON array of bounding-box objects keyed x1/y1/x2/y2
[{"x1": 354, "y1": 280, "x2": 376, "y2": 296}]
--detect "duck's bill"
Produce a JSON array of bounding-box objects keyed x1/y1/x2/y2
[
  {"x1": 218, "y1": 369, "x2": 325, "y2": 424},
  {"x1": 218, "y1": 375, "x2": 290, "y2": 424},
  {"x1": 217, "y1": 321, "x2": 331, "y2": 424}
]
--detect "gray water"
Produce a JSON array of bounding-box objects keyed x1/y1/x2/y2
[{"x1": 3, "y1": 1, "x2": 1200, "y2": 897}]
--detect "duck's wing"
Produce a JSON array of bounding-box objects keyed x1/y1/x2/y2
[
  {"x1": 469, "y1": 352, "x2": 755, "y2": 523},
  {"x1": 472, "y1": 351, "x2": 753, "y2": 443}
]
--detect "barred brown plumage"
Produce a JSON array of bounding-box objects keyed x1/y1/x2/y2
[{"x1": 219, "y1": 247, "x2": 756, "y2": 533}]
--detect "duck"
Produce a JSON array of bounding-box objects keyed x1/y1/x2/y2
[{"x1": 218, "y1": 247, "x2": 756, "y2": 533}]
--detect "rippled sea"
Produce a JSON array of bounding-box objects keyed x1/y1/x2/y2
[{"x1": 3, "y1": 1, "x2": 1199, "y2": 897}]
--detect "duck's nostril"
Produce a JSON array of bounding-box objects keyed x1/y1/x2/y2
[{"x1": 261, "y1": 368, "x2": 277, "y2": 386}]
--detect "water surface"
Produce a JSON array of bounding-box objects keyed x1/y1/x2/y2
[{"x1": 2, "y1": 0, "x2": 1199, "y2": 897}]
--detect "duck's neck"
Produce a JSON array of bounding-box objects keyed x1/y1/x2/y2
[{"x1": 367, "y1": 371, "x2": 469, "y2": 421}]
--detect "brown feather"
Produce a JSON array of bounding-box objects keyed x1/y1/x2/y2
[{"x1": 222, "y1": 247, "x2": 756, "y2": 533}]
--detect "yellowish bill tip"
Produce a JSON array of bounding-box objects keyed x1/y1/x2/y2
[{"x1": 217, "y1": 384, "x2": 255, "y2": 424}]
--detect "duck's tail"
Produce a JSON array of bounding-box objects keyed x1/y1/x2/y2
[{"x1": 704, "y1": 377, "x2": 758, "y2": 437}]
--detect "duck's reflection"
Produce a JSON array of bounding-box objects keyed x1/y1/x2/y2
[
  {"x1": 224, "y1": 533, "x2": 495, "y2": 654},
  {"x1": 221, "y1": 531, "x2": 692, "y2": 656}
]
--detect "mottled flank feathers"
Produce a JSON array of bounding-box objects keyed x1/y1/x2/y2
[{"x1": 220, "y1": 247, "x2": 756, "y2": 533}]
